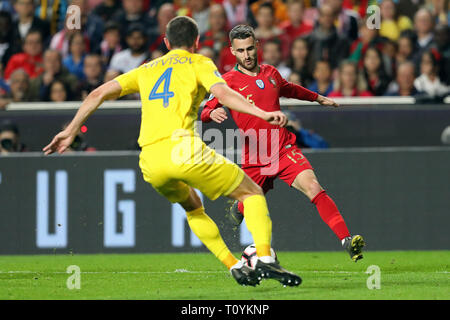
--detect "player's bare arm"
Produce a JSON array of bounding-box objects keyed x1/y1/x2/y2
[
  {"x1": 210, "y1": 83, "x2": 287, "y2": 127},
  {"x1": 43, "y1": 80, "x2": 122, "y2": 155}
]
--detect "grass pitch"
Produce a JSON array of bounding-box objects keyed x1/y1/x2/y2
[{"x1": 0, "y1": 251, "x2": 448, "y2": 300}]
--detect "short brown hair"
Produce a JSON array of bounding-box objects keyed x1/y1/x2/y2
[{"x1": 165, "y1": 16, "x2": 199, "y2": 48}]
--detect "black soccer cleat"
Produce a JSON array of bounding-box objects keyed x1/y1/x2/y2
[
  {"x1": 254, "y1": 259, "x2": 302, "y2": 287},
  {"x1": 230, "y1": 264, "x2": 261, "y2": 287},
  {"x1": 343, "y1": 235, "x2": 365, "y2": 262},
  {"x1": 225, "y1": 200, "x2": 244, "y2": 229}
]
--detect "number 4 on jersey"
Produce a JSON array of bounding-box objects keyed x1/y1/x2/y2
[{"x1": 149, "y1": 67, "x2": 175, "y2": 108}]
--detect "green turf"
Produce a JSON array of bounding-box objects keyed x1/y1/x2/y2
[{"x1": 0, "y1": 251, "x2": 448, "y2": 300}]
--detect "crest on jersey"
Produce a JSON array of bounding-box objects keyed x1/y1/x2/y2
[
  {"x1": 214, "y1": 70, "x2": 223, "y2": 78},
  {"x1": 255, "y1": 79, "x2": 265, "y2": 89}
]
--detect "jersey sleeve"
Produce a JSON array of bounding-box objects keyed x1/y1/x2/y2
[
  {"x1": 201, "y1": 94, "x2": 223, "y2": 122},
  {"x1": 194, "y1": 56, "x2": 226, "y2": 92},
  {"x1": 114, "y1": 67, "x2": 140, "y2": 97},
  {"x1": 274, "y1": 67, "x2": 318, "y2": 101}
]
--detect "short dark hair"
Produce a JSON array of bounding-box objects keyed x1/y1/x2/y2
[
  {"x1": 165, "y1": 16, "x2": 199, "y2": 48},
  {"x1": 229, "y1": 25, "x2": 255, "y2": 43}
]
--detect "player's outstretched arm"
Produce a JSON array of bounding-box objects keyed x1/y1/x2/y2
[
  {"x1": 210, "y1": 83, "x2": 287, "y2": 127},
  {"x1": 43, "y1": 80, "x2": 122, "y2": 155}
]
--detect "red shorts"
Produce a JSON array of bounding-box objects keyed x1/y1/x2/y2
[{"x1": 242, "y1": 145, "x2": 313, "y2": 193}]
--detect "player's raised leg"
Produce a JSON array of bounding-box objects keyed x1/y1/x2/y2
[
  {"x1": 177, "y1": 186, "x2": 260, "y2": 286},
  {"x1": 227, "y1": 175, "x2": 301, "y2": 287},
  {"x1": 291, "y1": 169, "x2": 365, "y2": 262}
]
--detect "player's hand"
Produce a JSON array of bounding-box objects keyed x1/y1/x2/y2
[
  {"x1": 316, "y1": 95, "x2": 339, "y2": 107},
  {"x1": 264, "y1": 111, "x2": 288, "y2": 127},
  {"x1": 43, "y1": 129, "x2": 76, "y2": 155},
  {"x1": 210, "y1": 107, "x2": 228, "y2": 123}
]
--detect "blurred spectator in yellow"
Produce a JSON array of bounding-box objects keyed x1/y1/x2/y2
[{"x1": 379, "y1": 0, "x2": 413, "y2": 41}]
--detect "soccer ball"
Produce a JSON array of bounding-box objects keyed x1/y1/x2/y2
[{"x1": 240, "y1": 244, "x2": 278, "y2": 269}]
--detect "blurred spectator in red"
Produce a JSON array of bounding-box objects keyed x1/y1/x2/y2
[
  {"x1": 434, "y1": 25, "x2": 450, "y2": 85},
  {"x1": 262, "y1": 39, "x2": 291, "y2": 79},
  {"x1": 100, "y1": 21, "x2": 122, "y2": 66},
  {"x1": 286, "y1": 37, "x2": 313, "y2": 86},
  {"x1": 111, "y1": 0, "x2": 155, "y2": 45},
  {"x1": 148, "y1": 3, "x2": 176, "y2": 56},
  {"x1": 109, "y1": 23, "x2": 148, "y2": 73},
  {"x1": 254, "y1": 3, "x2": 290, "y2": 59},
  {"x1": 29, "y1": 49, "x2": 78, "y2": 101},
  {"x1": 4, "y1": 29, "x2": 44, "y2": 81},
  {"x1": 250, "y1": 0, "x2": 289, "y2": 26},
  {"x1": 414, "y1": 49, "x2": 449, "y2": 97},
  {"x1": 0, "y1": 120, "x2": 27, "y2": 154},
  {"x1": 12, "y1": 0, "x2": 51, "y2": 44},
  {"x1": 324, "y1": 0, "x2": 359, "y2": 41},
  {"x1": 379, "y1": 0, "x2": 413, "y2": 41},
  {"x1": 385, "y1": 61, "x2": 422, "y2": 96},
  {"x1": 93, "y1": 0, "x2": 122, "y2": 23},
  {"x1": 79, "y1": 53, "x2": 104, "y2": 99},
  {"x1": 49, "y1": 0, "x2": 104, "y2": 57},
  {"x1": 306, "y1": 4, "x2": 350, "y2": 70},
  {"x1": 279, "y1": 0, "x2": 313, "y2": 44},
  {"x1": 222, "y1": 0, "x2": 256, "y2": 28},
  {"x1": 329, "y1": 60, "x2": 373, "y2": 97},
  {"x1": 199, "y1": 4, "x2": 229, "y2": 62},
  {"x1": 308, "y1": 60, "x2": 334, "y2": 96},
  {"x1": 0, "y1": 11, "x2": 21, "y2": 68},
  {"x1": 349, "y1": 17, "x2": 383, "y2": 68},
  {"x1": 63, "y1": 31, "x2": 87, "y2": 80},
  {"x1": 361, "y1": 46, "x2": 392, "y2": 96},
  {"x1": 341, "y1": 0, "x2": 370, "y2": 19}
]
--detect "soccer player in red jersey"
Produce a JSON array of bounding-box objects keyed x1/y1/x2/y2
[{"x1": 201, "y1": 25, "x2": 365, "y2": 262}]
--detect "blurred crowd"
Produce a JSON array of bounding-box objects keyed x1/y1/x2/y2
[{"x1": 0, "y1": 0, "x2": 448, "y2": 110}]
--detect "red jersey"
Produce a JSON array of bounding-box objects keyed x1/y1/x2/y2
[{"x1": 201, "y1": 64, "x2": 318, "y2": 168}]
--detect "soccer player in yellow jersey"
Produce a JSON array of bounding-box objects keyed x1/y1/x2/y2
[{"x1": 43, "y1": 16, "x2": 301, "y2": 287}]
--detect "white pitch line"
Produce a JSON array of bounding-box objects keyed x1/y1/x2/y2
[{"x1": 1, "y1": 270, "x2": 448, "y2": 275}]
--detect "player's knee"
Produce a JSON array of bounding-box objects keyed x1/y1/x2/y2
[{"x1": 305, "y1": 180, "x2": 323, "y2": 200}]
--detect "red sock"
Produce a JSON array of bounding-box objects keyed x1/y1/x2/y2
[
  {"x1": 311, "y1": 190, "x2": 350, "y2": 240},
  {"x1": 238, "y1": 202, "x2": 244, "y2": 216}
]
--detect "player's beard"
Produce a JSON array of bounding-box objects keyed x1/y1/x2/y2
[{"x1": 237, "y1": 53, "x2": 258, "y2": 72}]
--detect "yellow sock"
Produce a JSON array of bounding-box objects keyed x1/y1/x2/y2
[
  {"x1": 243, "y1": 195, "x2": 272, "y2": 257},
  {"x1": 186, "y1": 207, "x2": 238, "y2": 269}
]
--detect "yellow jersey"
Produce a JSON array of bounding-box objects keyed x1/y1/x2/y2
[{"x1": 115, "y1": 49, "x2": 225, "y2": 147}]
